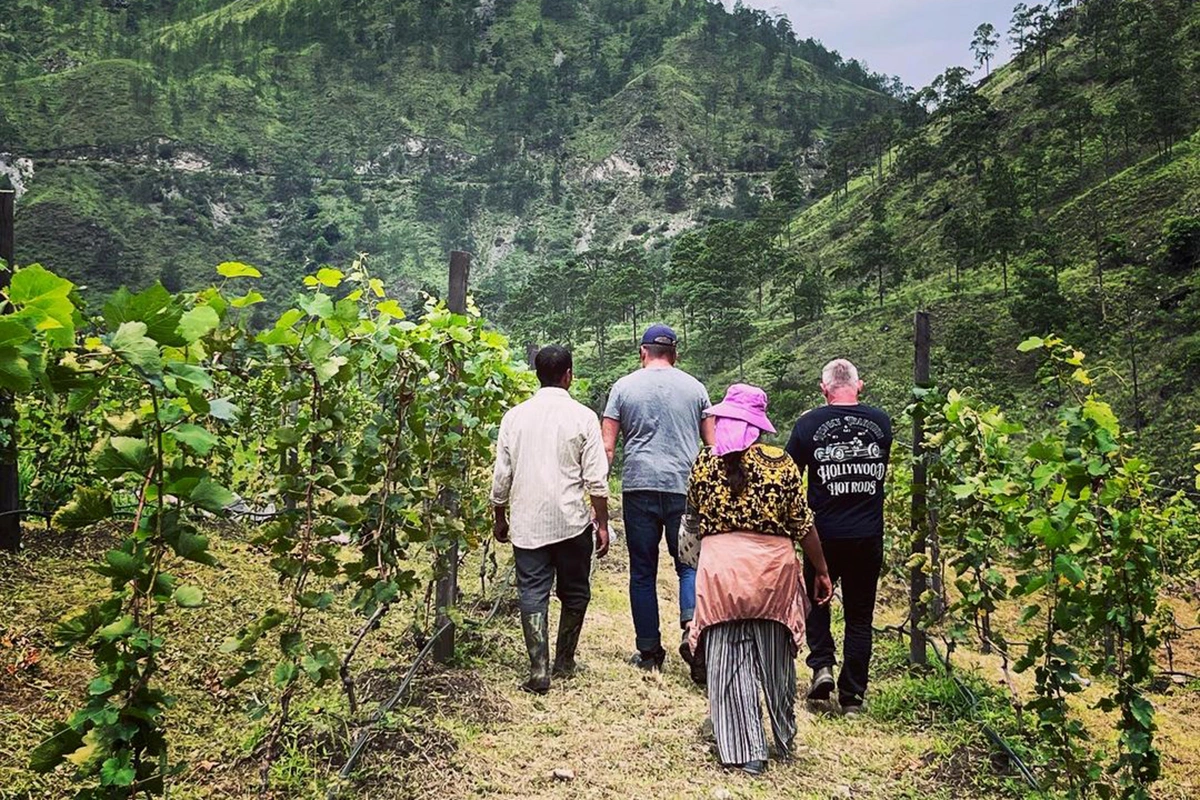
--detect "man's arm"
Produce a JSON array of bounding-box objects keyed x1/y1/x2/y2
[
  {"x1": 493, "y1": 505, "x2": 509, "y2": 544},
  {"x1": 582, "y1": 417, "x2": 612, "y2": 557},
  {"x1": 590, "y1": 496, "x2": 609, "y2": 557},
  {"x1": 799, "y1": 526, "x2": 833, "y2": 604},
  {"x1": 700, "y1": 415, "x2": 716, "y2": 446},
  {"x1": 489, "y1": 417, "x2": 512, "y2": 543},
  {"x1": 601, "y1": 384, "x2": 622, "y2": 466},
  {"x1": 601, "y1": 417, "x2": 621, "y2": 467}
]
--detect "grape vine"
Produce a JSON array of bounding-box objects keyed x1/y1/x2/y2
[
  {"x1": 8, "y1": 260, "x2": 531, "y2": 797},
  {"x1": 918, "y1": 336, "x2": 1176, "y2": 798}
]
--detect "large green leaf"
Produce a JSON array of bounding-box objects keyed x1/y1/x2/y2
[
  {"x1": 257, "y1": 325, "x2": 300, "y2": 346},
  {"x1": 169, "y1": 424, "x2": 218, "y2": 455},
  {"x1": 165, "y1": 361, "x2": 214, "y2": 392},
  {"x1": 230, "y1": 290, "x2": 265, "y2": 308},
  {"x1": 99, "y1": 752, "x2": 136, "y2": 787},
  {"x1": 298, "y1": 292, "x2": 334, "y2": 320},
  {"x1": 28, "y1": 724, "x2": 85, "y2": 773},
  {"x1": 103, "y1": 284, "x2": 187, "y2": 348},
  {"x1": 177, "y1": 304, "x2": 220, "y2": 344},
  {"x1": 98, "y1": 614, "x2": 135, "y2": 641},
  {"x1": 173, "y1": 585, "x2": 204, "y2": 608},
  {"x1": 166, "y1": 527, "x2": 218, "y2": 566},
  {"x1": 208, "y1": 397, "x2": 238, "y2": 421},
  {"x1": 97, "y1": 549, "x2": 142, "y2": 582},
  {"x1": 190, "y1": 479, "x2": 234, "y2": 513},
  {"x1": 107, "y1": 322, "x2": 164, "y2": 386},
  {"x1": 306, "y1": 267, "x2": 343, "y2": 288},
  {"x1": 216, "y1": 261, "x2": 262, "y2": 279},
  {"x1": 52, "y1": 487, "x2": 114, "y2": 530},
  {"x1": 8, "y1": 264, "x2": 76, "y2": 347},
  {"x1": 0, "y1": 318, "x2": 35, "y2": 392},
  {"x1": 95, "y1": 436, "x2": 153, "y2": 480}
]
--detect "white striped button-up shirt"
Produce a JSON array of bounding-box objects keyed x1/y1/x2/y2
[{"x1": 490, "y1": 387, "x2": 610, "y2": 549}]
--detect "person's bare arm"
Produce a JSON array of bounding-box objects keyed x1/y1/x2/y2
[
  {"x1": 582, "y1": 418, "x2": 611, "y2": 557},
  {"x1": 799, "y1": 526, "x2": 833, "y2": 604},
  {"x1": 601, "y1": 417, "x2": 620, "y2": 466},
  {"x1": 493, "y1": 505, "x2": 509, "y2": 544},
  {"x1": 700, "y1": 415, "x2": 716, "y2": 446},
  {"x1": 490, "y1": 417, "x2": 512, "y2": 544},
  {"x1": 590, "y1": 496, "x2": 610, "y2": 557}
]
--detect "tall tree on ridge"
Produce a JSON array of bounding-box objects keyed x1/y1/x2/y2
[{"x1": 971, "y1": 23, "x2": 1000, "y2": 76}]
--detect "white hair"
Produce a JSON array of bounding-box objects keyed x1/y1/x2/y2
[{"x1": 821, "y1": 358, "x2": 860, "y2": 389}]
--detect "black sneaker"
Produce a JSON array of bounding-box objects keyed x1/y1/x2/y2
[
  {"x1": 806, "y1": 666, "x2": 835, "y2": 701},
  {"x1": 840, "y1": 696, "x2": 866, "y2": 716},
  {"x1": 629, "y1": 646, "x2": 666, "y2": 671}
]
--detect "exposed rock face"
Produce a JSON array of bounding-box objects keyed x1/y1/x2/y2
[{"x1": 0, "y1": 155, "x2": 35, "y2": 200}]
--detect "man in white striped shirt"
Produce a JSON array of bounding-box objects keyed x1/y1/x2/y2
[{"x1": 491, "y1": 345, "x2": 610, "y2": 694}]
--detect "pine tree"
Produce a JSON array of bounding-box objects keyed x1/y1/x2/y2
[
  {"x1": 770, "y1": 161, "x2": 804, "y2": 209},
  {"x1": 971, "y1": 23, "x2": 999, "y2": 75}
]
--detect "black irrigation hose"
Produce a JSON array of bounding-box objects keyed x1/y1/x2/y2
[
  {"x1": 333, "y1": 564, "x2": 517, "y2": 793},
  {"x1": 874, "y1": 622, "x2": 1041, "y2": 791},
  {"x1": 0, "y1": 509, "x2": 52, "y2": 521},
  {"x1": 481, "y1": 566, "x2": 517, "y2": 627},
  {"x1": 334, "y1": 619, "x2": 454, "y2": 790}
]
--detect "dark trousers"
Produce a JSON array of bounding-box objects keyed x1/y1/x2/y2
[
  {"x1": 513, "y1": 528, "x2": 594, "y2": 615},
  {"x1": 803, "y1": 536, "x2": 884, "y2": 704},
  {"x1": 622, "y1": 491, "x2": 695, "y2": 653}
]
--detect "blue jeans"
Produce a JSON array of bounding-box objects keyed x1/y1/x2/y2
[{"x1": 623, "y1": 491, "x2": 696, "y2": 653}]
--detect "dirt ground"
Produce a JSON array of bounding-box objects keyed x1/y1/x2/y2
[
  {"x1": 4, "y1": 521, "x2": 1198, "y2": 799},
  {"x1": 416, "y1": 535, "x2": 1015, "y2": 800}
]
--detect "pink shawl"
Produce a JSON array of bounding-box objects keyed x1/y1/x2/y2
[{"x1": 712, "y1": 417, "x2": 762, "y2": 457}]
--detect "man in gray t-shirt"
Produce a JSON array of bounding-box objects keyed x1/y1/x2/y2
[{"x1": 602, "y1": 324, "x2": 713, "y2": 670}]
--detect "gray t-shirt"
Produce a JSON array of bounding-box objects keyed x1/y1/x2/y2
[{"x1": 603, "y1": 367, "x2": 711, "y2": 495}]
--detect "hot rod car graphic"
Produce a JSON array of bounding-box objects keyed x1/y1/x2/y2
[{"x1": 815, "y1": 437, "x2": 882, "y2": 462}]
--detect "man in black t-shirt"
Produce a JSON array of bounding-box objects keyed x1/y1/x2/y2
[{"x1": 785, "y1": 358, "x2": 892, "y2": 714}]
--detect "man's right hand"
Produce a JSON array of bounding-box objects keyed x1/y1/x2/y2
[
  {"x1": 594, "y1": 524, "x2": 610, "y2": 558},
  {"x1": 493, "y1": 516, "x2": 510, "y2": 544}
]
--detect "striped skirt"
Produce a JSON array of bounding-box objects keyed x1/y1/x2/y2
[{"x1": 706, "y1": 619, "x2": 796, "y2": 765}]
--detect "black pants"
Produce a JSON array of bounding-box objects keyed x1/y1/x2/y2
[
  {"x1": 513, "y1": 528, "x2": 594, "y2": 615},
  {"x1": 803, "y1": 536, "x2": 884, "y2": 704}
]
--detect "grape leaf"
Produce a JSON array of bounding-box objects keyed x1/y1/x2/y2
[{"x1": 216, "y1": 261, "x2": 262, "y2": 279}]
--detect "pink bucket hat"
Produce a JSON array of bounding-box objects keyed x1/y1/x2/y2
[{"x1": 704, "y1": 383, "x2": 776, "y2": 434}]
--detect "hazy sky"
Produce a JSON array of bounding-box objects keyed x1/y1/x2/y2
[{"x1": 737, "y1": 0, "x2": 1018, "y2": 89}]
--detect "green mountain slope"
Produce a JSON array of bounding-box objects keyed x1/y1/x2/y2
[
  {"x1": 726, "y1": 0, "x2": 1200, "y2": 482},
  {"x1": 0, "y1": 0, "x2": 891, "y2": 302}
]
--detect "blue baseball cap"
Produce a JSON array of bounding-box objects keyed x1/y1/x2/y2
[{"x1": 641, "y1": 324, "x2": 677, "y2": 347}]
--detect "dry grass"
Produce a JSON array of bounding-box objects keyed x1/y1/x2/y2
[
  {"x1": 5, "y1": 519, "x2": 1198, "y2": 799},
  {"x1": 436, "y1": 530, "x2": 1013, "y2": 800}
]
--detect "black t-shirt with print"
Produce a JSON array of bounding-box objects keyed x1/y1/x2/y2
[{"x1": 784, "y1": 403, "x2": 893, "y2": 540}]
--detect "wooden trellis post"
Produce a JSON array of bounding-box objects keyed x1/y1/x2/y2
[
  {"x1": 0, "y1": 187, "x2": 19, "y2": 553},
  {"x1": 433, "y1": 250, "x2": 470, "y2": 664},
  {"x1": 909, "y1": 310, "x2": 931, "y2": 666}
]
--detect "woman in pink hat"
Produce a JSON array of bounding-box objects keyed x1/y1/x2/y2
[{"x1": 683, "y1": 383, "x2": 833, "y2": 775}]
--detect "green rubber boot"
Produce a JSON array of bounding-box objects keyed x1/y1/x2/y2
[
  {"x1": 520, "y1": 610, "x2": 551, "y2": 695},
  {"x1": 552, "y1": 607, "x2": 588, "y2": 678}
]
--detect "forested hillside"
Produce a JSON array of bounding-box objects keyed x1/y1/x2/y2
[
  {"x1": 774, "y1": 0, "x2": 1200, "y2": 482},
  {"x1": 0, "y1": 0, "x2": 896, "y2": 303},
  {"x1": 500, "y1": 0, "x2": 1200, "y2": 483}
]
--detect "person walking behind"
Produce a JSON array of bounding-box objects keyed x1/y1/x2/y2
[
  {"x1": 685, "y1": 384, "x2": 833, "y2": 775},
  {"x1": 491, "y1": 345, "x2": 611, "y2": 695},
  {"x1": 785, "y1": 359, "x2": 893, "y2": 715},
  {"x1": 603, "y1": 324, "x2": 715, "y2": 670}
]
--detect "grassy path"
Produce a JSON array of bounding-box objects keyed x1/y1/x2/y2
[{"x1": 433, "y1": 533, "x2": 996, "y2": 800}]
